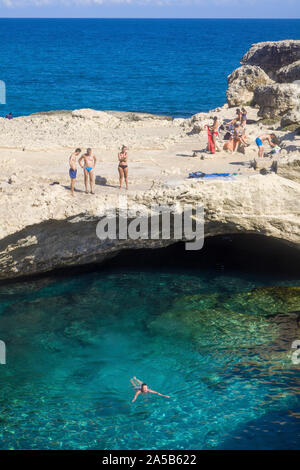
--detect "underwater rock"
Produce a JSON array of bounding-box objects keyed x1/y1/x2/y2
[
  {"x1": 149, "y1": 304, "x2": 278, "y2": 350},
  {"x1": 169, "y1": 286, "x2": 300, "y2": 316},
  {"x1": 226, "y1": 286, "x2": 300, "y2": 315},
  {"x1": 63, "y1": 321, "x2": 99, "y2": 344},
  {"x1": 150, "y1": 286, "x2": 300, "y2": 351}
]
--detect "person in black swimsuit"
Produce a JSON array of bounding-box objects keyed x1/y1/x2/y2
[
  {"x1": 118, "y1": 145, "x2": 128, "y2": 190},
  {"x1": 241, "y1": 108, "x2": 247, "y2": 127}
]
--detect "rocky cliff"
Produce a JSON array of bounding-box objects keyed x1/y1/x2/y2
[
  {"x1": 0, "y1": 40, "x2": 300, "y2": 281},
  {"x1": 227, "y1": 40, "x2": 300, "y2": 124},
  {"x1": 1, "y1": 169, "x2": 299, "y2": 281},
  {"x1": 241, "y1": 40, "x2": 300, "y2": 78}
]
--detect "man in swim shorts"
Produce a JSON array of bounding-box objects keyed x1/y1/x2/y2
[
  {"x1": 69, "y1": 148, "x2": 81, "y2": 197},
  {"x1": 130, "y1": 376, "x2": 170, "y2": 403},
  {"x1": 256, "y1": 134, "x2": 276, "y2": 158},
  {"x1": 79, "y1": 148, "x2": 97, "y2": 194}
]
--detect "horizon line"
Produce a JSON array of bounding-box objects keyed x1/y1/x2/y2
[{"x1": 0, "y1": 17, "x2": 299, "y2": 20}]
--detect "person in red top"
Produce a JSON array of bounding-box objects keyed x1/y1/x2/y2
[{"x1": 211, "y1": 116, "x2": 221, "y2": 152}]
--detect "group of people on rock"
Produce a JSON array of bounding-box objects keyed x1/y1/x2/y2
[
  {"x1": 68, "y1": 145, "x2": 128, "y2": 197},
  {"x1": 68, "y1": 108, "x2": 280, "y2": 196},
  {"x1": 206, "y1": 108, "x2": 278, "y2": 158}
]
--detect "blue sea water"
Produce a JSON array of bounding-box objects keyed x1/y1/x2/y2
[
  {"x1": 0, "y1": 268, "x2": 299, "y2": 450},
  {"x1": 0, "y1": 18, "x2": 299, "y2": 118}
]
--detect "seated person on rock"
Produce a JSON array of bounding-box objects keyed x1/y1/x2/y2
[{"x1": 233, "y1": 123, "x2": 248, "y2": 152}]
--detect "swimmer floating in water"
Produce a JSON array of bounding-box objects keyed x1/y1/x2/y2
[{"x1": 130, "y1": 376, "x2": 170, "y2": 403}]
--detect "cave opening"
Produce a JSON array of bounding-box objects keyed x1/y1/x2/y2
[
  {"x1": 1, "y1": 233, "x2": 299, "y2": 286},
  {"x1": 101, "y1": 233, "x2": 300, "y2": 280}
]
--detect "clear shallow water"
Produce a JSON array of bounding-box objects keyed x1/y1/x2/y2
[
  {"x1": 0, "y1": 18, "x2": 300, "y2": 118},
  {"x1": 0, "y1": 268, "x2": 299, "y2": 450}
]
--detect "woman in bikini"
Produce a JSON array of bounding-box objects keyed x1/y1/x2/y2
[
  {"x1": 241, "y1": 108, "x2": 247, "y2": 127},
  {"x1": 130, "y1": 377, "x2": 170, "y2": 403},
  {"x1": 118, "y1": 145, "x2": 128, "y2": 190}
]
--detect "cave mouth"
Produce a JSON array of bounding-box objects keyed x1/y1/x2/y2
[
  {"x1": 101, "y1": 233, "x2": 300, "y2": 280},
  {"x1": 1, "y1": 233, "x2": 300, "y2": 286}
]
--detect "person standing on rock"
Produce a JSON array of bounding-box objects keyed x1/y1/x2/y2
[
  {"x1": 69, "y1": 148, "x2": 81, "y2": 197},
  {"x1": 79, "y1": 148, "x2": 97, "y2": 194},
  {"x1": 256, "y1": 134, "x2": 276, "y2": 158},
  {"x1": 241, "y1": 108, "x2": 247, "y2": 127},
  {"x1": 211, "y1": 117, "x2": 221, "y2": 152},
  {"x1": 118, "y1": 145, "x2": 129, "y2": 190},
  {"x1": 229, "y1": 108, "x2": 242, "y2": 126}
]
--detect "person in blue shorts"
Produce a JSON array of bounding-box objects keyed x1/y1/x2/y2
[
  {"x1": 69, "y1": 148, "x2": 81, "y2": 196},
  {"x1": 256, "y1": 134, "x2": 276, "y2": 158}
]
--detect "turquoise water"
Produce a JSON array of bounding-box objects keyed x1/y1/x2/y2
[
  {"x1": 0, "y1": 268, "x2": 299, "y2": 450},
  {"x1": 0, "y1": 18, "x2": 300, "y2": 118}
]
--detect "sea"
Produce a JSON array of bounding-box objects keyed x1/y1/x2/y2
[{"x1": 0, "y1": 18, "x2": 299, "y2": 118}]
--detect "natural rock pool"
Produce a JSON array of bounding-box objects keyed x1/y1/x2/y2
[{"x1": 0, "y1": 254, "x2": 299, "y2": 449}]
